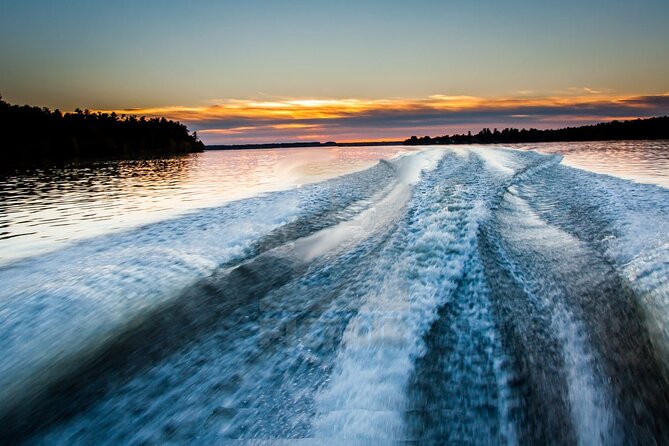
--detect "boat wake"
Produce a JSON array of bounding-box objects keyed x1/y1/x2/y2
[{"x1": 1, "y1": 147, "x2": 669, "y2": 444}]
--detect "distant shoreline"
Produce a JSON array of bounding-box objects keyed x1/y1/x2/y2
[
  {"x1": 206, "y1": 116, "x2": 669, "y2": 150},
  {"x1": 1, "y1": 98, "x2": 204, "y2": 170},
  {"x1": 402, "y1": 116, "x2": 669, "y2": 146},
  {"x1": 205, "y1": 137, "x2": 669, "y2": 152}
]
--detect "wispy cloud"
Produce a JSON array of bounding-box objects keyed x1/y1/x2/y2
[{"x1": 98, "y1": 92, "x2": 669, "y2": 144}]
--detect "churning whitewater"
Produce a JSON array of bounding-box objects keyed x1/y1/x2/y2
[{"x1": 1, "y1": 147, "x2": 669, "y2": 444}]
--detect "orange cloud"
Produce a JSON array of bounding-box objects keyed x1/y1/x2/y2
[
  {"x1": 98, "y1": 92, "x2": 668, "y2": 123},
  {"x1": 197, "y1": 126, "x2": 259, "y2": 135},
  {"x1": 271, "y1": 123, "x2": 322, "y2": 130},
  {"x1": 93, "y1": 92, "x2": 669, "y2": 144}
]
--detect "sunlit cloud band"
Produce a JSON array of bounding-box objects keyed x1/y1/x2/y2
[{"x1": 99, "y1": 92, "x2": 669, "y2": 144}]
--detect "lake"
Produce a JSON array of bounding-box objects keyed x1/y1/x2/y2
[
  {"x1": 2, "y1": 141, "x2": 668, "y2": 265},
  {"x1": 1, "y1": 141, "x2": 669, "y2": 443}
]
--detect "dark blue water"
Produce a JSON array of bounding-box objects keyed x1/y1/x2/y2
[{"x1": 1, "y1": 143, "x2": 668, "y2": 444}]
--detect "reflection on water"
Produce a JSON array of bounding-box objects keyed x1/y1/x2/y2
[
  {"x1": 507, "y1": 140, "x2": 669, "y2": 188},
  {"x1": 1, "y1": 141, "x2": 667, "y2": 265},
  {"x1": 0, "y1": 146, "x2": 414, "y2": 264}
]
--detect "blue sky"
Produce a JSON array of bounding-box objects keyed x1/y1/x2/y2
[{"x1": 1, "y1": 0, "x2": 668, "y2": 142}]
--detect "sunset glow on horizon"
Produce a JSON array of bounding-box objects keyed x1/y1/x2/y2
[
  {"x1": 2, "y1": 0, "x2": 668, "y2": 144},
  {"x1": 95, "y1": 92, "x2": 669, "y2": 144}
]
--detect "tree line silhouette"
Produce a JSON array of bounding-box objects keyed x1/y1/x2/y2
[
  {"x1": 1, "y1": 97, "x2": 204, "y2": 168},
  {"x1": 404, "y1": 116, "x2": 669, "y2": 145}
]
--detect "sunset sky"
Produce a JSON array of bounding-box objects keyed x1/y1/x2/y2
[{"x1": 2, "y1": 0, "x2": 668, "y2": 144}]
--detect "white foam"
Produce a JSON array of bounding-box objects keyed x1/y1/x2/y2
[
  {"x1": 295, "y1": 183, "x2": 409, "y2": 262},
  {"x1": 497, "y1": 190, "x2": 619, "y2": 445},
  {"x1": 395, "y1": 148, "x2": 446, "y2": 185},
  {"x1": 314, "y1": 157, "x2": 491, "y2": 440},
  {"x1": 469, "y1": 146, "x2": 519, "y2": 175},
  {"x1": 572, "y1": 174, "x2": 669, "y2": 368},
  {"x1": 0, "y1": 192, "x2": 305, "y2": 414},
  {"x1": 296, "y1": 150, "x2": 445, "y2": 262}
]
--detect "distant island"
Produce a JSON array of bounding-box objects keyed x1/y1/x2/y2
[
  {"x1": 404, "y1": 116, "x2": 669, "y2": 145},
  {"x1": 1, "y1": 97, "x2": 204, "y2": 168},
  {"x1": 208, "y1": 117, "x2": 669, "y2": 151}
]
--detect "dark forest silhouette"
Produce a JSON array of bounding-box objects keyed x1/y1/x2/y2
[
  {"x1": 1, "y1": 97, "x2": 203, "y2": 168},
  {"x1": 404, "y1": 116, "x2": 669, "y2": 145}
]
